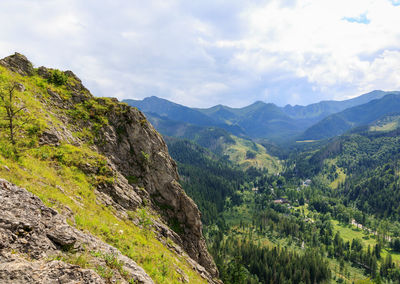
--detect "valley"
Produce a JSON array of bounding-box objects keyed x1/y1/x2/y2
[
  {"x1": 1, "y1": 53, "x2": 400, "y2": 284},
  {"x1": 132, "y1": 93, "x2": 400, "y2": 283},
  {"x1": 2, "y1": 1, "x2": 400, "y2": 283}
]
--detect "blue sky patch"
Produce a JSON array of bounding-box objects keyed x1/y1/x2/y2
[
  {"x1": 390, "y1": 0, "x2": 400, "y2": 6},
  {"x1": 343, "y1": 13, "x2": 371, "y2": 24}
]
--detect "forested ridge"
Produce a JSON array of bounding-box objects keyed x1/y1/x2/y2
[
  {"x1": 167, "y1": 138, "x2": 246, "y2": 225},
  {"x1": 168, "y1": 125, "x2": 400, "y2": 283}
]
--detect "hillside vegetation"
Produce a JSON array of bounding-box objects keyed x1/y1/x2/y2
[
  {"x1": 3, "y1": 52, "x2": 400, "y2": 284},
  {"x1": 0, "y1": 53, "x2": 217, "y2": 284},
  {"x1": 300, "y1": 94, "x2": 400, "y2": 140},
  {"x1": 166, "y1": 106, "x2": 400, "y2": 283}
]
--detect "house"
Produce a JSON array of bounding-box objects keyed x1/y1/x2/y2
[{"x1": 273, "y1": 198, "x2": 289, "y2": 204}]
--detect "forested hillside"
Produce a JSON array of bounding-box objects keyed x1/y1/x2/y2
[
  {"x1": 300, "y1": 94, "x2": 400, "y2": 140},
  {"x1": 3, "y1": 0, "x2": 400, "y2": 283},
  {"x1": 125, "y1": 91, "x2": 395, "y2": 143},
  {"x1": 122, "y1": 85, "x2": 400, "y2": 283},
  {"x1": 2, "y1": 52, "x2": 400, "y2": 284},
  {"x1": 294, "y1": 127, "x2": 400, "y2": 219},
  {"x1": 167, "y1": 114, "x2": 400, "y2": 283}
]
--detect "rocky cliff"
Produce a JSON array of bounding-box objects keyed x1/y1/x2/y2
[
  {"x1": 0, "y1": 53, "x2": 219, "y2": 283},
  {"x1": 0, "y1": 178, "x2": 153, "y2": 284},
  {"x1": 95, "y1": 101, "x2": 217, "y2": 276}
]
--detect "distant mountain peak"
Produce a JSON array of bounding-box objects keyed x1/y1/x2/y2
[
  {"x1": 124, "y1": 89, "x2": 399, "y2": 143},
  {"x1": 252, "y1": 100, "x2": 266, "y2": 105}
]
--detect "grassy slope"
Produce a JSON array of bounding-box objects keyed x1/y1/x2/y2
[
  {"x1": 369, "y1": 115, "x2": 400, "y2": 132},
  {"x1": 223, "y1": 135, "x2": 282, "y2": 173},
  {"x1": 330, "y1": 167, "x2": 346, "y2": 189},
  {"x1": 0, "y1": 65, "x2": 206, "y2": 283},
  {"x1": 332, "y1": 220, "x2": 400, "y2": 265},
  {"x1": 325, "y1": 158, "x2": 347, "y2": 189}
]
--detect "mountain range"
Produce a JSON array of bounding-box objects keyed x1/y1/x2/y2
[
  {"x1": 300, "y1": 93, "x2": 400, "y2": 140},
  {"x1": 2, "y1": 52, "x2": 400, "y2": 283},
  {"x1": 124, "y1": 90, "x2": 400, "y2": 143}
]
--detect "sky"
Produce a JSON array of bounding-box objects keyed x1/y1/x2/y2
[{"x1": 0, "y1": 0, "x2": 400, "y2": 108}]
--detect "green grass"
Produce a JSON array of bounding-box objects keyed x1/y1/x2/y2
[
  {"x1": 223, "y1": 135, "x2": 282, "y2": 173},
  {"x1": 324, "y1": 159, "x2": 347, "y2": 189},
  {"x1": 369, "y1": 115, "x2": 400, "y2": 132},
  {"x1": 332, "y1": 220, "x2": 376, "y2": 248},
  {"x1": 370, "y1": 121, "x2": 399, "y2": 132},
  {"x1": 332, "y1": 220, "x2": 400, "y2": 266},
  {"x1": 223, "y1": 204, "x2": 253, "y2": 228},
  {"x1": 330, "y1": 167, "x2": 346, "y2": 189},
  {"x1": 0, "y1": 148, "x2": 205, "y2": 283},
  {"x1": 0, "y1": 64, "x2": 208, "y2": 283}
]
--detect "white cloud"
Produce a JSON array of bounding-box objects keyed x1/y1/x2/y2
[
  {"x1": 211, "y1": 0, "x2": 400, "y2": 103},
  {"x1": 0, "y1": 0, "x2": 399, "y2": 107}
]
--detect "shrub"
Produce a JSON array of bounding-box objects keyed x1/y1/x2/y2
[{"x1": 49, "y1": 70, "x2": 68, "y2": 86}]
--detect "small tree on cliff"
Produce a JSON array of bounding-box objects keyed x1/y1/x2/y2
[{"x1": 0, "y1": 82, "x2": 27, "y2": 145}]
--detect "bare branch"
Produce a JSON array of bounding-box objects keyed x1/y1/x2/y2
[{"x1": 13, "y1": 106, "x2": 26, "y2": 115}]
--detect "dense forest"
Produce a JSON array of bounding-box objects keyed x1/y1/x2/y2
[
  {"x1": 166, "y1": 138, "x2": 247, "y2": 225},
  {"x1": 167, "y1": 125, "x2": 400, "y2": 283}
]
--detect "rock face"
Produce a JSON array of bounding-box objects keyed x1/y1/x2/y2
[
  {"x1": 0, "y1": 53, "x2": 220, "y2": 283},
  {"x1": 0, "y1": 52, "x2": 34, "y2": 76},
  {"x1": 97, "y1": 104, "x2": 219, "y2": 277},
  {"x1": 0, "y1": 259, "x2": 103, "y2": 284},
  {"x1": 0, "y1": 179, "x2": 153, "y2": 284}
]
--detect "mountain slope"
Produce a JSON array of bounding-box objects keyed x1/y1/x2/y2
[
  {"x1": 127, "y1": 91, "x2": 396, "y2": 143},
  {"x1": 283, "y1": 90, "x2": 396, "y2": 120},
  {"x1": 289, "y1": 126, "x2": 400, "y2": 218},
  {"x1": 197, "y1": 101, "x2": 304, "y2": 140},
  {"x1": 124, "y1": 97, "x2": 246, "y2": 137},
  {"x1": 233, "y1": 102, "x2": 301, "y2": 139},
  {"x1": 124, "y1": 104, "x2": 281, "y2": 172},
  {"x1": 126, "y1": 97, "x2": 304, "y2": 141},
  {"x1": 165, "y1": 138, "x2": 249, "y2": 225},
  {"x1": 300, "y1": 94, "x2": 400, "y2": 140},
  {"x1": 124, "y1": 96, "x2": 218, "y2": 127},
  {"x1": 0, "y1": 53, "x2": 219, "y2": 283},
  {"x1": 369, "y1": 114, "x2": 400, "y2": 132}
]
